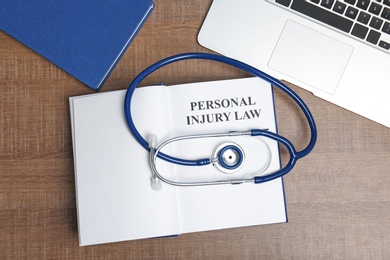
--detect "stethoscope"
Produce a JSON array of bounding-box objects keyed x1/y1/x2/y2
[{"x1": 124, "y1": 53, "x2": 317, "y2": 190}]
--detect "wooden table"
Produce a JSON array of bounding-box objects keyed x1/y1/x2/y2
[{"x1": 1, "y1": 0, "x2": 390, "y2": 259}]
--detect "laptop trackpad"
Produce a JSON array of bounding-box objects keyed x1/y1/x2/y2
[{"x1": 268, "y1": 20, "x2": 353, "y2": 95}]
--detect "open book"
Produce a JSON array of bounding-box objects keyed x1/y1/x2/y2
[{"x1": 70, "y1": 77, "x2": 287, "y2": 246}]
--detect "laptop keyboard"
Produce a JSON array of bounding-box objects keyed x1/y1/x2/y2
[{"x1": 273, "y1": 0, "x2": 390, "y2": 53}]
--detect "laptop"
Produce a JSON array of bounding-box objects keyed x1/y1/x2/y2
[{"x1": 198, "y1": 0, "x2": 390, "y2": 128}]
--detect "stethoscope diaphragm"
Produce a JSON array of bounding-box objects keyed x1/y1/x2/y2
[{"x1": 212, "y1": 142, "x2": 245, "y2": 174}]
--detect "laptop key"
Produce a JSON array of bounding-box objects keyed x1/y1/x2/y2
[
  {"x1": 321, "y1": 0, "x2": 334, "y2": 9},
  {"x1": 370, "y1": 17, "x2": 384, "y2": 29},
  {"x1": 357, "y1": 11, "x2": 371, "y2": 24},
  {"x1": 379, "y1": 40, "x2": 390, "y2": 49},
  {"x1": 346, "y1": 6, "x2": 359, "y2": 19},
  {"x1": 382, "y1": 21, "x2": 390, "y2": 34},
  {"x1": 344, "y1": 0, "x2": 356, "y2": 5},
  {"x1": 367, "y1": 29, "x2": 381, "y2": 44},
  {"x1": 276, "y1": 0, "x2": 292, "y2": 7},
  {"x1": 291, "y1": 0, "x2": 353, "y2": 32},
  {"x1": 333, "y1": 1, "x2": 347, "y2": 14},
  {"x1": 351, "y1": 23, "x2": 369, "y2": 38},
  {"x1": 369, "y1": 2, "x2": 383, "y2": 15},
  {"x1": 357, "y1": 0, "x2": 370, "y2": 10},
  {"x1": 381, "y1": 7, "x2": 390, "y2": 20}
]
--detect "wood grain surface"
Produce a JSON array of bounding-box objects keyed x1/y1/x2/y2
[{"x1": 1, "y1": 0, "x2": 390, "y2": 259}]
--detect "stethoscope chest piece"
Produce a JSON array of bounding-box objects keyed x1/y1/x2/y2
[{"x1": 212, "y1": 142, "x2": 245, "y2": 174}]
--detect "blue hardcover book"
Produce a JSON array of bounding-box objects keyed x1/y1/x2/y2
[{"x1": 0, "y1": 0, "x2": 154, "y2": 90}]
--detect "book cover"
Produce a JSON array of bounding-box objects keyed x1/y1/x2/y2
[
  {"x1": 0, "y1": 0, "x2": 154, "y2": 90},
  {"x1": 69, "y1": 77, "x2": 287, "y2": 246}
]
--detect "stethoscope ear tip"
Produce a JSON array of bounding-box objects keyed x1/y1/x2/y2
[
  {"x1": 148, "y1": 134, "x2": 158, "y2": 148},
  {"x1": 151, "y1": 177, "x2": 162, "y2": 191}
]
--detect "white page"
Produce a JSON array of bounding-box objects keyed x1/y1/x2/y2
[
  {"x1": 165, "y1": 77, "x2": 287, "y2": 233},
  {"x1": 70, "y1": 87, "x2": 181, "y2": 246}
]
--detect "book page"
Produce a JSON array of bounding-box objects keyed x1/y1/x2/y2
[
  {"x1": 70, "y1": 87, "x2": 180, "y2": 246},
  {"x1": 165, "y1": 77, "x2": 287, "y2": 233}
]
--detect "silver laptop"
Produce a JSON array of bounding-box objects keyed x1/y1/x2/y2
[{"x1": 198, "y1": 0, "x2": 390, "y2": 128}]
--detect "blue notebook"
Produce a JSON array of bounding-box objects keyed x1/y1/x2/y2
[{"x1": 0, "y1": 0, "x2": 154, "y2": 90}]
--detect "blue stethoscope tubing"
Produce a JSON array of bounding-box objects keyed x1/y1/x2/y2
[{"x1": 124, "y1": 52, "x2": 317, "y2": 184}]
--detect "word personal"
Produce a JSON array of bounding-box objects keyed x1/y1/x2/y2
[
  {"x1": 186, "y1": 96, "x2": 262, "y2": 125},
  {"x1": 190, "y1": 96, "x2": 256, "y2": 111}
]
